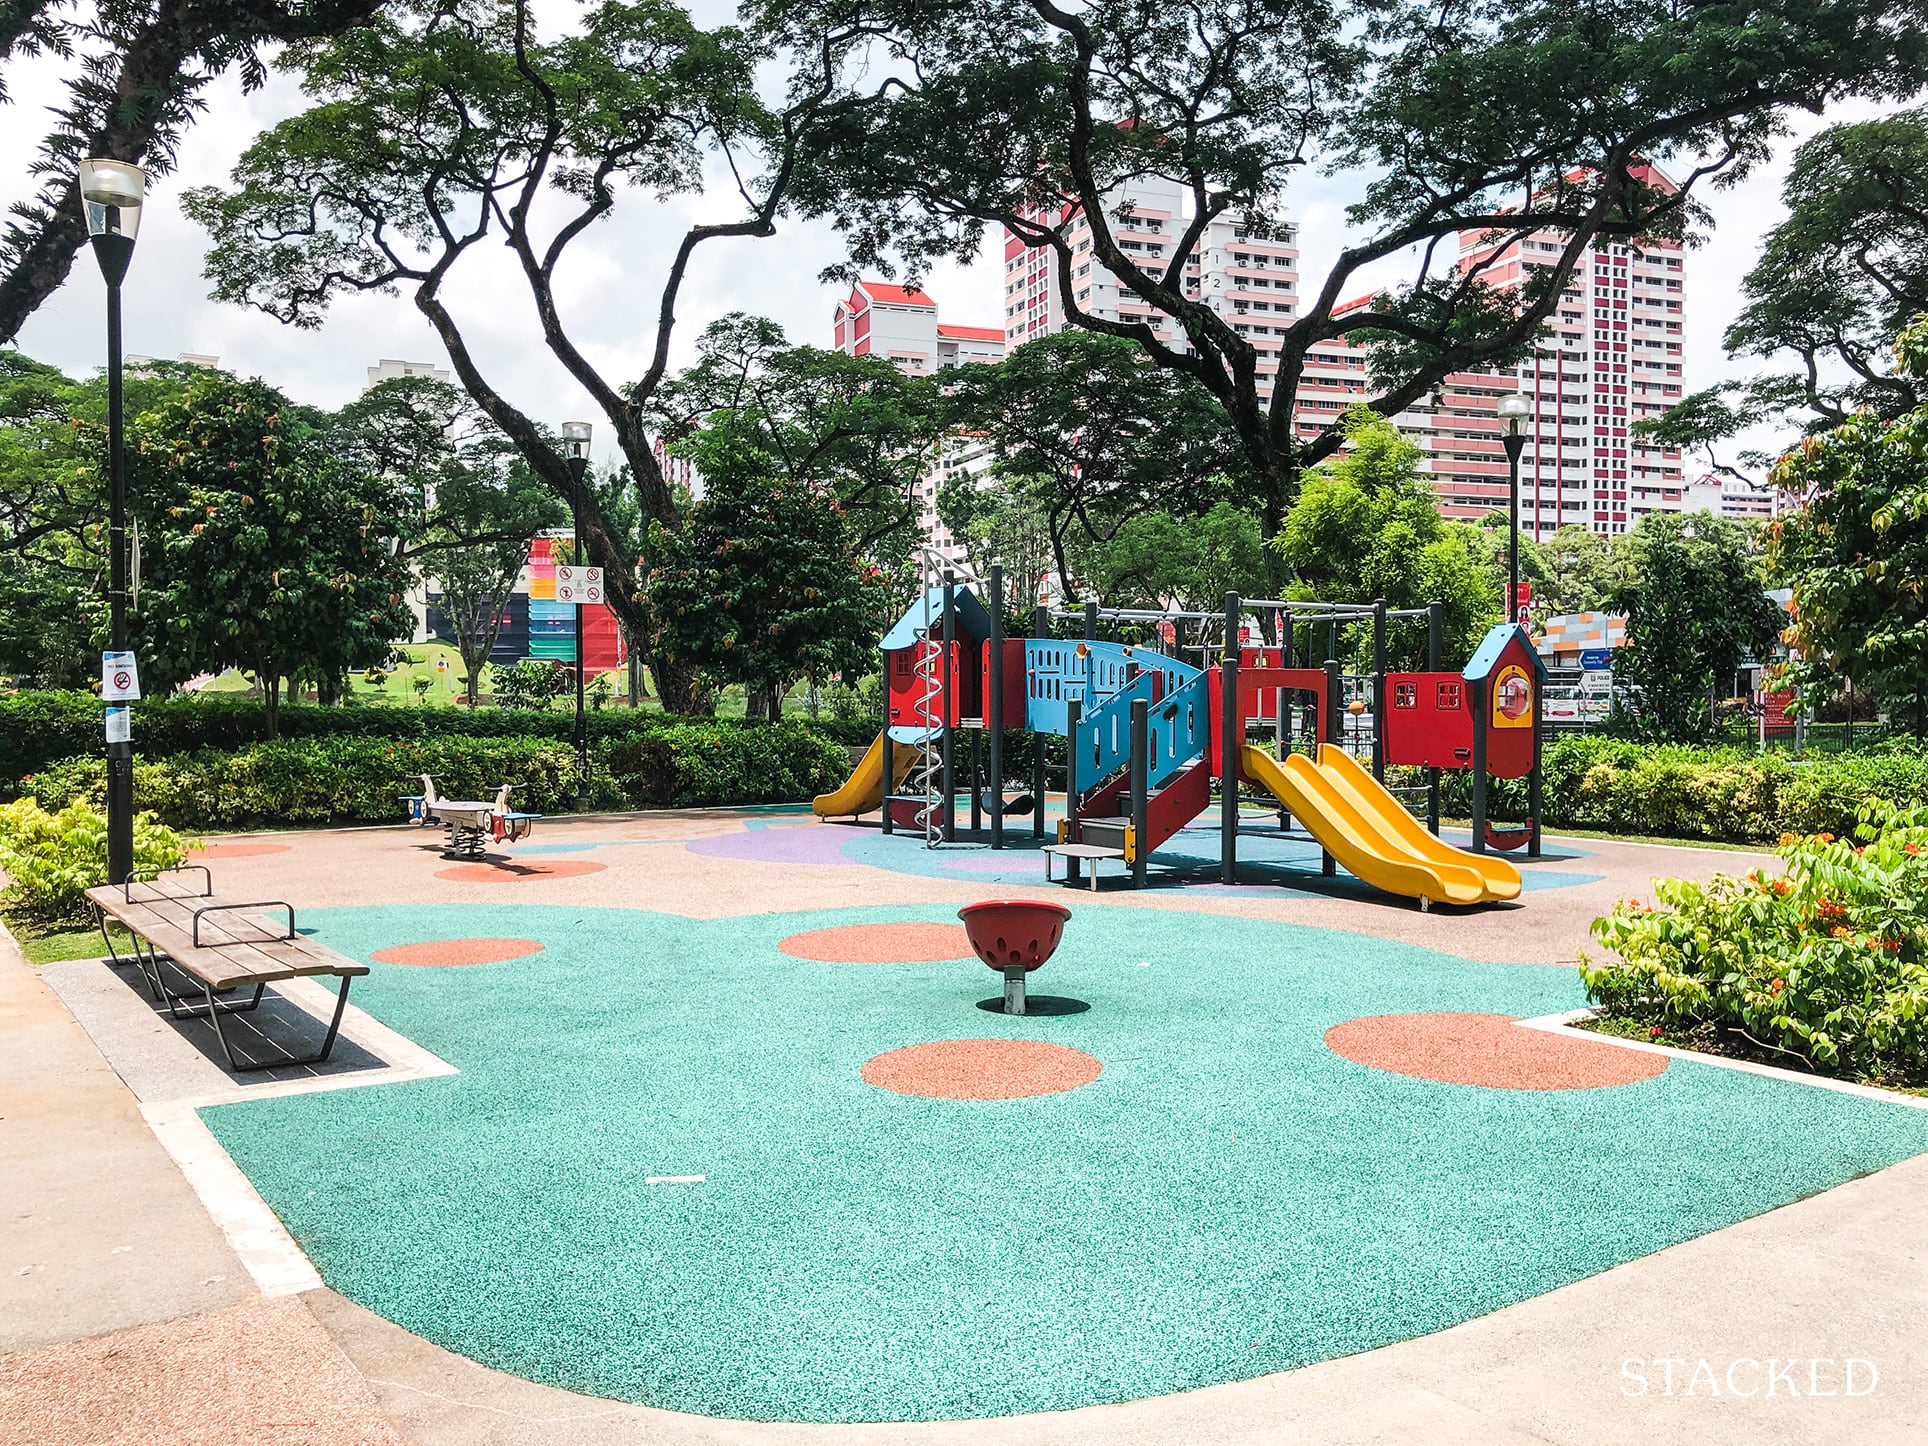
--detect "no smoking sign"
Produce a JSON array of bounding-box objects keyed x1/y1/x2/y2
[{"x1": 101, "y1": 650, "x2": 141, "y2": 701}]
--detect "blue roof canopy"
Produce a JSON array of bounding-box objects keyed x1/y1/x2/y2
[
  {"x1": 1462, "y1": 621, "x2": 1550, "y2": 683},
  {"x1": 880, "y1": 584, "x2": 994, "y2": 652}
]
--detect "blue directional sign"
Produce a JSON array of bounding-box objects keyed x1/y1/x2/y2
[{"x1": 1580, "y1": 648, "x2": 1614, "y2": 671}]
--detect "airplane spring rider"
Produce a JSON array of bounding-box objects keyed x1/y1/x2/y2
[{"x1": 401, "y1": 775, "x2": 542, "y2": 859}]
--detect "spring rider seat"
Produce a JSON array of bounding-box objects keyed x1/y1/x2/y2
[{"x1": 957, "y1": 899, "x2": 1073, "y2": 1016}]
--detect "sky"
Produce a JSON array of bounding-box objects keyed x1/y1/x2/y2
[{"x1": 3, "y1": 36, "x2": 1886, "y2": 475}]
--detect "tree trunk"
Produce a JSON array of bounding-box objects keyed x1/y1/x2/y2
[{"x1": 261, "y1": 672, "x2": 281, "y2": 739}]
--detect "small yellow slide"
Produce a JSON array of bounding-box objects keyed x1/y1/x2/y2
[
  {"x1": 813, "y1": 731, "x2": 919, "y2": 818},
  {"x1": 1239, "y1": 743, "x2": 1521, "y2": 907}
]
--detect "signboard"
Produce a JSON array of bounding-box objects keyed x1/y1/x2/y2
[
  {"x1": 101, "y1": 650, "x2": 140, "y2": 701},
  {"x1": 1579, "y1": 669, "x2": 1613, "y2": 694},
  {"x1": 1579, "y1": 648, "x2": 1614, "y2": 671},
  {"x1": 105, "y1": 706, "x2": 130, "y2": 744},
  {"x1": 1515, "y1": 603, "x2": 1533, "y2": 627},
  {"x1": 1513, "y1": 581, "x2": 1532, "y2": 608},
  {"x1": 554, "y1": 565, "x2": 604, "y2": 605}
]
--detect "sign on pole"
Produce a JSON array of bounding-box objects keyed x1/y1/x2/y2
[
  {"x1": 555, "y1": 564, "x2": 604, "y2": 605},
  {"x1": 1579, "y1": 648, "x2": 1614, "y2": 671},
  {"x1": 101, "y1": 650, "x2": 140, "y2": 701}
]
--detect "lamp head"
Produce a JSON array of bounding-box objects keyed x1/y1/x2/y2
[
  {"x1": 562, "y1": 420, "x2": 593, "y2": 461},
  {"x1": 1496, "y1": 392, "x2": 1532, "y2": 435},
  {"x1": 79, "y1": 159, "x2": 146, "y2": 242}
]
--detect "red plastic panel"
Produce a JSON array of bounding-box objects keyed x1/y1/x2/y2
[{"x1": 1383, "y1": 672, "x2": 1475, "y2": 769}]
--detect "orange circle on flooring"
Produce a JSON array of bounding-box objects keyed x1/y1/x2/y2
[
  {"x1": 779, "y1": 922, "x2": 974, "y2": 964},
  {"x1": 862, "y1": 1039, "x2": 1102, "y2": 1100},
  {"x1": 1324, "y1": 1013, "x2": 1669, "y2": 1090},
  {"x1": 370, "y1": 938, "x2": 545, "y2": 967},
  {"x1": 192, "y1": 842, "x2": 291, "y2": 859},
  {"x1": 434, "y1": 860, "x2": 607, "y2": 883}
]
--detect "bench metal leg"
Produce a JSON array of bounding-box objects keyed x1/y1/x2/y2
[{"x1": 202, "y1": 974, "x2": 355, "y2": 1072}]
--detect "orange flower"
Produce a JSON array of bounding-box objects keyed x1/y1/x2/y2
[
  {"x1": 1771, "y1": 978, "x2": 1785, "y2": 994},
  {"x1": 1816, "y1": 832, "x2": 1835, "y2": 844},
  {"x1": 1830, "y1": 925, "x2": 1852, "y2": 940},
  {"x1": 1772, "y1": 879, "x2": 1793, "y2": 896},
  {"x1": 1778, "y1": 832, "x2": 1798, "y2": 847}
]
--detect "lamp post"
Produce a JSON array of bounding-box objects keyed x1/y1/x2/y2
[
  {"x1": 562, "y1": 421, "x2": 592, "y2": 811},
  {"x1": 80, "y1": 158, "x2": 147, "y2": 886},
  {"x1": 1497, "y1": 392, "x2": 1532, "y2": 627}
]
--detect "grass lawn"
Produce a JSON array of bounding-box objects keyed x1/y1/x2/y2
[
  {"x1": 4, "y1": 913, "x2": 130, "y2": 965},
  {"x1": 198, "y1": 642, "x2": 642, "y2": 709}
]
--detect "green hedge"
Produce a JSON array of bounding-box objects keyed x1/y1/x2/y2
[
  {"x1": 0, "y1": 690, "x2": 878, "y2": 786},
  {"x1": 1431, "y1": 734, "x2": 1928, "y2": 843},
  {"x1": 24, "y1": 723, "x2": 852, "y2": 830}
]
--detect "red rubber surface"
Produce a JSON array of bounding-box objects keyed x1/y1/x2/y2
[
  {"x1": 1324, "y1": 1012, "x2": 1669, "y2": 1090},
  {"x1": 861, "y1": 1039, "x2": 1103, "y2": 1099},
  {"x1": 778, "y1": 923, "x2": 974, "y2": 963},
  {"x1": 434, "y1": 860, "x2": 608, "y2": 884},
  {"x1": 370, "y1": 938, "x2": 545, "y2": 967}
]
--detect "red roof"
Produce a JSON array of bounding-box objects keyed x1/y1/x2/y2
[
  {"x1": 856, "y1": 281, "x2": 937, "y2": 307},
  {"x1": 937, "y1": 324, "x2": 1004, "y2": 342}
]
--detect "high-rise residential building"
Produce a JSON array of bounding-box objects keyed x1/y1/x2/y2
[
  {"x1": 1002, "y1": 166, "x2": 1689, "y2": 540},
  {"x1": 1683, "y1": 473, "x2": 1779, "y2": 521},
  {"x1": 366, "y1": 358, "x2": 451, "y2": 387},
  {"x1": 832, "y1": 280, "x2": 1005, "y2": 562}
]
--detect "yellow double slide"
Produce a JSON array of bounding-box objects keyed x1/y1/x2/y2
[{"x1": 1239, "y1": 744, "x2": 1520, "y2": 908}]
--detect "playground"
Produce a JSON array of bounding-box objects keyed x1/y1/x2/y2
[
  {"x1": 8, "y1": 581, "x2": 1928, "y2": 1443},
  {"x1": 11, "y1": 748, "x2": 1928, "y2": 1442}
]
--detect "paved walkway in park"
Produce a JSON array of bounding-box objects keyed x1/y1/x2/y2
[{"x1": 3, "y1": 810, "x2": 1924, "y2": 1444}]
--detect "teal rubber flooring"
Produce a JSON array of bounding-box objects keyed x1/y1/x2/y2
[{"x1": 203, "y1": 903, "x2": 1928, "y2": 1422}]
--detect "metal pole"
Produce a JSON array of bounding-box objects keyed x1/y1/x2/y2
[
  {"x1": 941, "y1": 570, "x2": 955, "y2": 842},
  {"x1": 1130, "y1": 697, "x2": 1149, "y2": 888},
  {"x1": 881, "y1": 726, "x2": 893, "y2": 835},
  {"x1": 571, "y1": 469, "x2": 588, "y2": 810},
  {"x1": 1471, "y1": 672, "x2": 1489, "y2": 854},
  {"x1": 1529, "y1": 661, "x2": 1544, "y2": 859},
  {"x1": 1503, "y1": 430, "x2": 1526, "y2": 623},
  {"x1": 969, "y1": 727, "x2": 982, "y2": 833},
  {"x1": 1032, "y1": 603, "x2": 1048, "y2": 839},
  {"x1": 1427, "y1": 601, "x2": 1443, "y2": 836},
  {"x1": 988, "y1": 564, "x2": 1005, "y2": 848},
  {"x1": 1321, "y1": 659, "x2": 1340, "y2": 876},
  {"x1": 1371, "y1": 598, "x2": 1387, "y2": 783},
  {"x1": 104, "y1": 275, "x2": 133, "y2": 885},
  {"x1": 1065, "y1": 697, "x2": 1082, "y2": 884},
  {"x1": 1220, "y1": 591, "x2": 1239, "y2": 886},
  {"x1": 1084, "y1": 600, "x2": 1098, "y2": 641}
]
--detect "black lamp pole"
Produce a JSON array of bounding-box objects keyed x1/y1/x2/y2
[
  {"x1": 567, "y1": 450, "x2": 589, "y2": 811},
  {"x1": 1502, "y1": 429, "x2": 1525, "y2": 621},
  {"x1": 82, "y1": 159, "x2": 144, "y2": 887}
]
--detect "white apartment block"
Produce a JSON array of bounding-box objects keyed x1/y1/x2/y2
[
  {"x1": 1683, "y1": 473, "x2": 1779, "y2": 521},
  {"x1": 366, "y1": 358, "x2": 451, "y2": 387},
  {"x1": 1003, "y1": 165, "x2": 1690, "y2": 540},
  {"x1": 832, "y1": 281, "x2": 1006, "y2": 563}
]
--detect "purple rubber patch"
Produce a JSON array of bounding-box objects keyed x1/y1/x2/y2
[{"x1": 685, "y1": 825, "x2": 855, "y2": 866}]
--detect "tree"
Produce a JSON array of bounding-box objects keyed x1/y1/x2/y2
[
  {"x1": 935, "y1": 331, "x2": 1249, "y2": 598},
  {"x1": 769, "y1": 0, "x2": 1928, "y2": 539},
  {"x1": 1768, "y1": 317, "x2": 1928, "y2": 734},
  {"x1": 936, "y1": 474, "x2": 1055, "y2": 607},
  {"x1": 644, "y1": 441, "x2": 887, "y2": 720},
  {"x1": 1536, "y1": 524, "x2": 1626, "y2": 618},
  {"x1": 328, "y1": 375, "x2": 565, "y2": 704},
  {"x1": 184, "y1": 0, "x2": 873, "y2": 714},
  {"x1": 1608, "y1": 513, "x2": 1781, "y2": 743},
  {"x1": 650, "y1": 313, "x2": 944, "y2": 557},
  {"x1": 0, "y1": 350, "x2": 203, "y2": 684},
  {"x1": 0, "y1": 0, "x2": 389, "y2": 341},
  {"x1": 1077, "y1": 501, "x2": 1264, "y2": 613},
  {"x1": 1271, "y1": 410, "x2": 1503, "y2": 664},
  {"x1": 122, "y1": 372, "x2": 413, "y2": 733},
  {"x1": 1636, "y1": 108, "x2": 1928, "y2": 479}
]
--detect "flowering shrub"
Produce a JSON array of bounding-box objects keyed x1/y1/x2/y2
[
  {"x1": 1580, "y1": 801, "x2": 1928, "y2": 1084},
  {"x1": 0, "y1": 799, "x2": 188, "y2": 920}
]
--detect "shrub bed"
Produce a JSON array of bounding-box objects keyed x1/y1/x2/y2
[
  {"x1": 0, "y1": 690, "x2": 879, "y2": 786},
  {"x1": 0, "y1": 798, "x2": 187, "y2": 920},
  {"x1": 1434, "y1": 734, "x2": 1928, "y2": 843},
  {"x1": 21, "y1": 722, "x2": 853, "y2": 831},
  {"x1": 1579, "y1": 804, "x2": 1928, "y2": 1086}
]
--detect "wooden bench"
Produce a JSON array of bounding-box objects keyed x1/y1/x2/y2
[{"x1": 86, "y1": 866, "x2": 368, "y2": 1072}]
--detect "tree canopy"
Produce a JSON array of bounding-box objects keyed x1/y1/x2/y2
[
  {"x1": 122, "y1": 371, "x2": 413, "y2": 730},
  {"x1": 183, "y1": 0, "x2": 875, "y2": 712},
  {"x1": 0, "y1": 0, "x2": 390, "y2": 342},
  {"x1": 1609, "y1": 512, "x2": 1781, "y2": 743},
  {"x1": 1768, "y1": 316, "x2": 1928, "y2": 734},
  {"x1": 766, "y1": 0, "x2": 1928, "y2": 533}
]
